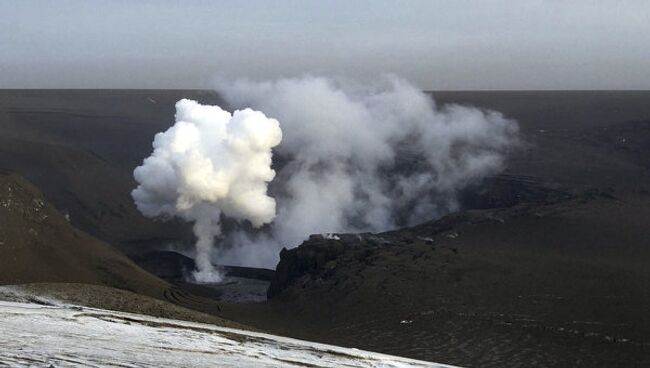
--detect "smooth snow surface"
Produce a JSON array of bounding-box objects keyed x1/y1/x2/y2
[{"x1": 0, "y1": 300, "x2": 455, "y2": 367}]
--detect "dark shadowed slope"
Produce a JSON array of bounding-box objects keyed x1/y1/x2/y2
[
  {"x1": 0, "y1": 170, "x2": 245, "y2": 328},
  {"x1": 0, "y1": 170, "x2": 169, "y2": 297},
  {"x1": 222, "y1": 192, "x2": 650, "y2": 368}
]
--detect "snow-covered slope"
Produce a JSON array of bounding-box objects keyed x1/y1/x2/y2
[{"x1": 0, "y1": 299, "x2": 455, "y2": 367}]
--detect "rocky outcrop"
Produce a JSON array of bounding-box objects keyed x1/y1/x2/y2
[
  {"x1": 269, "y1": 236, "x2": 342, "y2": 298},
  {"x1": 268, "y1": 232, "x2": 411, "y2": 299}
]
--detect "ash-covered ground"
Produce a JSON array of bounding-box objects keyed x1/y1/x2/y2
[{"x1": 1, "y1": 90, "x2": 649, "y2": 367}]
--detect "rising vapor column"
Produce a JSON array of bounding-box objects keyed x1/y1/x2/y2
[{"x1": 131, "y1": 99, "x2": 282, "y2": 282}]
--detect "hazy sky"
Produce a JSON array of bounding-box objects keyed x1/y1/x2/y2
[{"x1": 1, "y1": 1, "x2": 649, "y2": 90}]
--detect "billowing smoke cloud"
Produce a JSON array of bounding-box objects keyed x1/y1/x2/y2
[
  {"x1": 210, "y1": 75, "x2": 520, "y2": 268},
  {"x1": 132, "y1": 75, "x2": 519, "y2": 276},
  {"x1": 131, "y1": 99, "x2": 282, "y2": 282}
]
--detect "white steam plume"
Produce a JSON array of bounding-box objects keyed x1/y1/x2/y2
[
  {"x1": 131, "y1": 99, "x2": 282, "y2": 282},
  {"x1": 213, "y1": 75, "x2": 519, "y2": 268}
]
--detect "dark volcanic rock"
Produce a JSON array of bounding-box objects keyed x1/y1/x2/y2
[
  {"x1": 268, "y1": 232, "x2": 425, "y2": 299},
  {"x1": 268, "y1": 233, "x2": 374, "y2": 298},
  {"x1": 255, "y1": 193, "x2": 650, "y2": 368},
  {"x1": 268, "y1": 234, "x2": 349, "y2": 298}
]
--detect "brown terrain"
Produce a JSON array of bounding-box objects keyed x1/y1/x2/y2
[
  {"x1": 0, "y1": 169, "x2": 166, "y2": 294},
  {"x1": 0, "y1": 168, "x2": 243, "y2": 328},
  {"x1": 0, "y1": 90, "x2": 649, "y2": 367},
  {"x1": 231, "y1": 193, "x2": 649, "y2": 367}
]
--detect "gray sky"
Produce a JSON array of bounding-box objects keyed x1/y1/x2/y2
[{"x1": 1, "y1": 0, "x2": 649, "y2": 90}]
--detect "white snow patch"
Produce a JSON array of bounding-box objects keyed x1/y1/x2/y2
[{"x1": 0, "y1": 300, "x2": 456, "y2": 368}]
